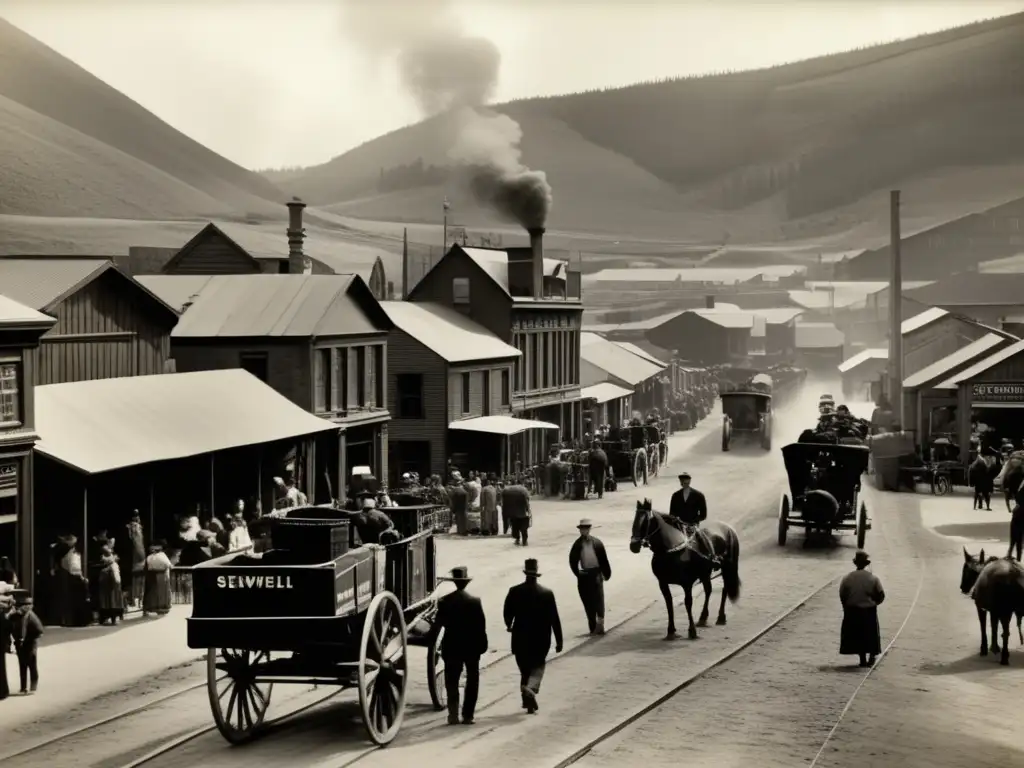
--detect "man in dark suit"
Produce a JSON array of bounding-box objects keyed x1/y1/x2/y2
[
  {"x1": 12, "y1": 593, "x2": 43, "y2": 694},
  {"x1": 588, "y1": 441, "x2": 609, "y2": 499},
  {"x1": 429, "y1": 566, "x2": 488, "y2": 725},
  {"x1": 501, "y1": 482, "x2": 532, "y2": 546},
  {"x1": 668, "y1": 472, "x2": 715, "y2": 561},
  {"x1": 568, "y1": 519, "x2": 612, "y2": 634},
  {"x1": 503, "y1": 559, "x2": 563, "y2": 714}
]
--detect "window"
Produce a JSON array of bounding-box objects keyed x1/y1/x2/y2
[
  {"x1": 374, "y1": 344, "x2": 385, "y2": 407},
  {"x1": 501, "y1": 369, "x2": 510, "y2": 405},
  {"x1": 482, "y1": 370, "x2": 491, "y2": 416},
  {"x1": 529, "y1": 334, "x2": 539, "y2": 390},
  {"x1": 239, "y1": 352, "x2": 268, "y2": 384},
  {"x1": 314, "y1": 348, "x2": 330, "y2": 412},
  {"x1": 335, "y1": 350, "x2": 349, "y2": 412},
  {"x1": 461, "y1": 372, "x2": 471, "y2": 414},
  {"x1": 365, "y1": 346, "x2": 377, "y2": 408},
  {"x1": 0, "y1": 362, "x2": 21, "y2": 425},
  {"x1": 396, "y1": 374, "x2": 424, "y2": 418},
  {"x1": 453, "y1": 277, "x2": 470, "y2": 305},
  {"x1": 541, "y1": 332, "x2": 550, "y2": 389},
  {"x1": 356, "y1": 347, "x2": 366, "y2": 406}
]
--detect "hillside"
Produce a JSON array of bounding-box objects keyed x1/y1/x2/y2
[
  {"x1": 269, "y1": 13, "x2": 1024, "y2": 243},
  {"x1": 0, "y1": 17, "x2": 284, "y2": 219}
]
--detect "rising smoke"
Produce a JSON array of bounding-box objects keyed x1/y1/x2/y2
[{"x1": 339, "y1": 0, "x2": 552, "y2": 228}]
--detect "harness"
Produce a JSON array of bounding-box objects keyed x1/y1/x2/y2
[{"x1": 634, "y1": 510, "x2": 718, "y2": 562}]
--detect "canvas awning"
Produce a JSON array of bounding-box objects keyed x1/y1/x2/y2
[
  {"x1": 34, "y1": 369, "x2": 340, "y2": 475},
  {"x1": 448, "y1": 416, "x2": 559, "y2": 436},
  {"x1": 581, "y1": 382, "x2": 634, "y2": 404}
]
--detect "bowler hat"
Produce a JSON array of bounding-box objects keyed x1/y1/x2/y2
[
  {"x1": 443, "y1": 566, "x2": 472, "y2": 583},
  {"x1": 523, "y1": 558, "x2": 541, "y2": 576},
  {"x1": 853, "y1": 550, "x2": 871, "y2": 567},
  {"x1": 678, "y1": 472, "x2": 691, "y2": 481}
]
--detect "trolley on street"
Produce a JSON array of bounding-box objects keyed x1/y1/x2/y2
[
  {"x1": 186, "y1": 507, "x2": 445, "y2": 748},
  {"x1": 778, "y1": 442, "x2": 871, "y2": 548},
  {"x1": 720, "y1": 382, "x2": 772, "y2": 452}
]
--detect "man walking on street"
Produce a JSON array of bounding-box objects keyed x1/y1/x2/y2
[
  {"x1": 588, "y1": 441, "x2": 608, "y2": 499},
  {"x1": 502, "y1": 481, "x2": 532, "y2": 546},
  {"x1": 430, "y1": 566, "x2": 488, "y2": 725},
  {"x1": 568, "y1": 519, "x2": 612, "y2": 634},
  {"x1": 503, "y1": 559, "x2": 563, "y2": 714},
  {"x1": 12, "y1": 593, "x2": 43, "y2": 694}
]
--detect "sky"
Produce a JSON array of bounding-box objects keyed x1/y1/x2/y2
[{"x1": 2, "y1": 0, "x2": 1022, "y2": 171}]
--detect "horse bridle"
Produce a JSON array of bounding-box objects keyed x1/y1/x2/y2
[{"x1": 632, "y1": 506, "x2": 692, "y2": 554}]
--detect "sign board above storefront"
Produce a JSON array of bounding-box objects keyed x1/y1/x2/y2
[{"x1": 971, "y1": 382, "x2": 1024, "y2": 403}]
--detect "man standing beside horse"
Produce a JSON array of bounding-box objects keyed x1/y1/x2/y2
[{"x1": 668, "y1": 472, "x2": 716, "y2": 562}]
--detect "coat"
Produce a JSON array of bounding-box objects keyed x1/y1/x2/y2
[
  {"x1": 588, "y1": 449, "x2": 608, "y2": 471},
  {"x1": 501, "y1": 485, "x2": 531, "y2": 520},
  {"x1": 568, "y1": 536, "x2": 612, "y2": 580},
  {"x1": 503, "y1": 580, "x2": 563, "y2": 660},
  {"x1": 431, "y1": 588, "x2": 488, "y2": 658},
  {"x1": 669, "y1": 487, "x2": 707, "y2": 525},
  {"x1": 969, "y1": 458, "x2": 993, "y2": 492}
]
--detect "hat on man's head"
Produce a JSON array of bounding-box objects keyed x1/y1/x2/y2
[
  {"x1": 523, "y1": 558, "x2": 541, "y2": 576},
  {"x1": 853, "y1": 550, "x2": 871, "y2": 567},
  {"x1": 444, "y1": 566, "x2": 472, "y2": 583},
  {"x1": 678, "y1": 472, "x2": 691, "y2": 481},
  {"x1": 577, "y1": 518, "x2": 598, "y2": 530}
]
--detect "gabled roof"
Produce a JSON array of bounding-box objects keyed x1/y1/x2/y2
[
  {"x1": 162, "y1": 223, "x2": 263, "y2": 273},
  {"x1": 612, "y1": 341, "x2": 666, "y2": 367},
  {"x1": 134, "y1": 275, "x2": 214, "y2": 313},
  {"x1": 614, "y1": 311, "x2": 685, "y2": 332},
  {"x1": 0, "y1": 294, "x2": 56, "y2": 327},
  {"x1": 905, "y1": 272, "x2": 1024, "y2": 307},
  {"x1": 838, "y1": 348, "x2": 888, "y2": 374},
  {"x1": 904, "y1": 333, "x2": 1013, "y2": 389},
  {"x1": 380, "y1": 301, "x2": 519, "y2": 363},
  {"x1": 935, "y1": 337, "x2": 1024, "y2": 389},
  {"x1": 754, "y1": 307, "x2": 804, "y2": 325},
  {"x1": 420, "y1": 246, "x2": 568, "y2": 300},
  {"x1": 171, "y1": 275, "x2": 391, "y2": 338},
  {"x1": 795, "y1": 322, "x2": 845, "y2": 349},
  {"x1": 581, "y1": 382, "x2": 634, "y2": 404},
  {"x1": 901, "y1": 307, "x2": 948, "y2": 335},
  {"x1": 687, "y1": 309, "x2": 755, "y2": 329},
  {"x1": 0, "y1": 258, "x2": 177, "y2": 319},
  {"x1": 581, "y1": 338, "x2": 664, "y2": 386},
  {"x1": 584, "y1": 266, "x2": 804, "y2": 283}
]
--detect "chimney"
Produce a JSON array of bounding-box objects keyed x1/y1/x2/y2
[
  {"x1": 705, "y1": 295, "x2": 715, "y2": 309},
  {"x1": 528, "y1": 227, "x2": 545, "y2": 299},
  {"x1": 286, "y1": 198, "x2": 307, "y2": 275}
]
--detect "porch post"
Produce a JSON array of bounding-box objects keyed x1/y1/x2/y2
[
  {"x1": 209, "y1": 453, "x2": 215, "y2": 518},
  {"x1": 338, "y1": 432, "x2": 348, "y2": 504}
]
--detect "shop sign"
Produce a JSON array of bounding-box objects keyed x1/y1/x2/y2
[{"x1": 971, "y1": 382, "x2": 1024, "y2": 403}]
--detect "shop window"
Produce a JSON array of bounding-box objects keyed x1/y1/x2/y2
[
  {"x1": 397, "y1": 374, "x2": 424, "y2": 418},
  {"x1": 0, "y1": 361, "x2": 21, "y2": 426}
]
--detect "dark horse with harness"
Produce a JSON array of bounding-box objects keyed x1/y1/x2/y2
[{"x1": 630, "y1": 499, "x2": 741, "y2": 640}]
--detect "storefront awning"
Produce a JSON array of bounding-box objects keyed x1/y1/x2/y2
[
  {"x1": 34, "y1": 369, "x2": 341, "y2": 475},
  {"x1": 448, "y1": 416, "x2": 559, "y2": 436},
  {"x1": 581, "y1": 382, "x2": 633, "y2": 404}
]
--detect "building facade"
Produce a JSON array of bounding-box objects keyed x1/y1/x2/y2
[{"x1": 645, "y1": 311, "x2": 753, "y2": 366}]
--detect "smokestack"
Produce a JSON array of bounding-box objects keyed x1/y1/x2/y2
[
  {"x1": 528, "y1": 228, "x2": 545, "y2": 299},
  {"x1": 888, "y1": 189, "x2": 903, "y2": 427},
  {"x1": 286, "y1": 198, "x2": 307, "y2": 275},
  {"x1": 705, "y1": 295, "x2": 715, "y2": 309}
]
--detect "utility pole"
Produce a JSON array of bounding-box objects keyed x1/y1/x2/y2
[
  {"x1": 442, "y1": 196, "x2": 451, "y2": 249},
  {"x1": 888, "y1": 190, "x2": 904, "y2": 428},
  {"x1": 401, "y1": 227, "x2": 409, "y2": 300}
]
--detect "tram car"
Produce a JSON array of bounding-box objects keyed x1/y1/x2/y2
[
  {"x1": 186, "y1": 507, "x2": 447, "y2": 747},
  {"x1": 778, "y1": 442, "x2": 871, "y2": 548},
  {"x1": 605, "y1": 423, "x2": 662, "y2": 486},
  {"x1": 720, "y1": 378, "x2": 773, "y2": 452}
]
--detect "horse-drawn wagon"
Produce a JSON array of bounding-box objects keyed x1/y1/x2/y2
[
  {"x1": 720, "y1": 382, "x2": 772, "y2": 452},
  {"x1": 186, "y1": 507, "x2": 446, "y2": 747},
  {"x1": 778, "y1": 442, "x2": 871, "y2": 548},
  {"x1": 605, "y1": 424, "x2": 663, "y2": 486}
]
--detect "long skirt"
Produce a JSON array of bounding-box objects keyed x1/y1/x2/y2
[
  {"x1": 480, "y1": 502, "x2": 498, "y2": 535},
  {"x1": 98, "y1": 571, "x2": 125, "y2": 621},
  {"x1": 143, "y1": 570, "x2": 172, "y2": 615},
  {"x1": 840, "y1": 606, "x2": 881, "y2": 656}
]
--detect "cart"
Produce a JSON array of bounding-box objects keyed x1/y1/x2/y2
[
  {"x1": 186, "y1": 508, "x2": 446, "y2": 748},
  {"x1": 720, "y1": 389, "x2": 772, "y2": 452},
  {"x1": 778, "y1": 442, "x2": 871, "y2": 548}
]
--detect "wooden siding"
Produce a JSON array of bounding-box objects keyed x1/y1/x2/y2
[
  {"x1": 385, "y1": 328, "x2": 448, "y2": 483},
  {"x1": 447, "y1": 363, "x2": 514, "y2": 423},
  {"x1": 903, "y1": 316, "x2": 989, "y2": 378},
  {"x1": 164, "y1": 228, "x2": 261, "y2": 275},
  {"x1": 32, "y1": 270, "x2": 172, "y2": 385},
  {"x1": 646, "y1": 314, "x2": 740, "y2": 365},
  {"x1": 311, "y1": 337, "x2": 389, "y2": 421},
  {"x1": 0, "y1": 344, "x2": 37, "y2": 437},
  {"x1": 510, "y1": 309, "x2": 581, "y2": 401}
]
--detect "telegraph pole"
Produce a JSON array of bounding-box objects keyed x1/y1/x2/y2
[
  {"x1": 888, "y1": 190, "x2": 904, "y2": 428},
  {"x1": 401, "y1": 227, "x2": 409, "y2": 300},
  {"x1": 442, "y1": 196, "x2": 451, "y2": 249}
]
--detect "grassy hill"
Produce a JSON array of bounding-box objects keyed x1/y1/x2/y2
[
  {"x1": 0, "y1": 17, "x2": 285, "y2": 219},
  {"x1": 268, "y1": 13, "x2": 1024, "y2": 243}
]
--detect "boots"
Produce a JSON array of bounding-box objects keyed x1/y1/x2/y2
[{"x1": 595, "y1": 617, "x2": 605, "y2": 635}]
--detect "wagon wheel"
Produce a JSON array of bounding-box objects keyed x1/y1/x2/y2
[
  {"x1": 207, "y1": 648, "x2": 274, "y2": 745},
  {"x1": 632, "y1": 449, "x2": 645, "y2": 486},
  {"x1": 933, "y1": 474, "x2": 952, "y2": 496},
  {"x1": 426, "y1": 625, "x2": 446, "y2": 712},
  {"x1": 721, "y1": 418, "x2": 730, "y2": 452},
  {"x1": 856, "y1": 503, "x2": 868, "y2": 549},
  {"x1": 358, "y1": 591, "x2": 409, "y2": 746},
  {"x1": 777, "y1": 494, "x2": 789, "y2": 546}
]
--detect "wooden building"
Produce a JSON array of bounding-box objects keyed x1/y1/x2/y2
[
  {"x1": 794, "y1": 322, "x2": 846, "y2": 373},
  {"x1": 0, "y1": 259, "x2": 179, "y2": 385},
  {"x1": 900, "y1": 308, "x2": 1008, "y2": 380},
  {"x1": 902, "y1": 273, "x2": 1024, "y2": 329},
  {"x1": 580, "y1": 333, "x2": 667, "y2": 416},
  {"x1": 143, "y1": 274, "x2": 392, "y2": 500},
  {"x1": 645, "y1": 309, "x2": 753, "y2": 366},
  {"x1": 0, "y1": 295, "x2": 56, "y2": 588},
  {"x1": 380, "y1": 301, "x2": 522, "y2": 482},
  {"x1": 581, "y1": 382, "x2": 633, "y2": 432},
  {"x1": 838, "y1": 348, "x2": 888, "y2": 401},
  {"x1": 406, "y1": 231, "x2": 584, "y2": 464},
  {"x1": 755, "y1": 308, "x2": 803, "y2": 360}
]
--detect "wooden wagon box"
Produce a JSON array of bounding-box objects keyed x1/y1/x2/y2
[{"x1": 389, "y1": 504, "x2": 449, "y2": 537}]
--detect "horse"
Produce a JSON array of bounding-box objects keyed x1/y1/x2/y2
[
  {"x1": 629, "y1": 499, "x2": 741, "y2": 640},
  {"x1": 960, "y1": 547, "x2": 1024, "y2": 665}
]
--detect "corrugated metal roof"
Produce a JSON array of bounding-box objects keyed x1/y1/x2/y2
[
  {"x1": 614, "y1": 311, "x2": 686, "y2": 332},
  {"x1": 838, "y1": 348, "x2": 888, "y2": 374},
  {"x1": 171, "y1": 275, "x2": 381, "y2": 338},
  {"x1": 34, "y1": 370, "x2": 339, "y2": 475},
  {"x1": 901, "y1": 307, "x2": 948, "y2": 335},
  {"x1": 905, "y1": 273, "x2": 1024, "y2": 307},
  {"x1": 581, "y1": 382, "x2": 634, "y2": 404},
  {"x1": 754, "y1": 307, "x2": 805, "y2": 325},
  {"x1": 0, "y1": 258, "x2": 110, "y2": 310},
  {"x1": 581, "y1": 339, "x2": 664, "y2": 386},
  {"x1": 580, "y1": 331, "x2": 606, "y2": 347},
  {"x1": 787, "y1": 290, "x2": 867, "y2": 310},
  {"x1": 978, "y1": 252, "x2": 1024, "y2": 273},
  {"x1": 380, "y1": 301, "x2": 519, "y2": 363},
  {"x1": 0, "y1": 294, "x2": 55, "y2": 325},
  {"x1": 688, "y1": 309, "x2": 755, "y2": 329},
  {"x1": 584, "y1": 266, "x2": 805, "y2": 283},
  {"x1": 904, "y1": 333, "x2": 1010, "y2": 389},
  {"x1": 134, "y1": 275, "x2": 214, "y2": 313},
  {"x1": 448, "y1": 415, "x2": 558, "y2": 435},
  {"x1": 935, "y1": 337, "x2": 1024, "y2": 389},
  {"x1": 795, "y1": 322, "x2": 845, "y2": 349},
  {"x1": 612, "y1": 341, "x2": 666, "y2": 367}
]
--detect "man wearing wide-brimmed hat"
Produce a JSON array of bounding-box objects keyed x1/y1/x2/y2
[
  {"x1": 568, "y1": 519, "x2": 612, "y2": 635},
  {"x1": 839, "y1": 549, "x2": 886, "y2": 667},
  {"x1": 503, "y1": 559, "x2": 563, "y2": 714},
  {"x1": 430, "y1": 566, "x2": 488, "y2": 725}
]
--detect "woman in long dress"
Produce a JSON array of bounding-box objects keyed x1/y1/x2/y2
[
  {"x1": 96, "y1": 549, "x2": 125, "y2": 625},
  {"x1": 142, "y1": 542, "x2": 173, "y2": 616},
  {"x1": 839, "y1": 549, "x2": 885, "y2": 667}
]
